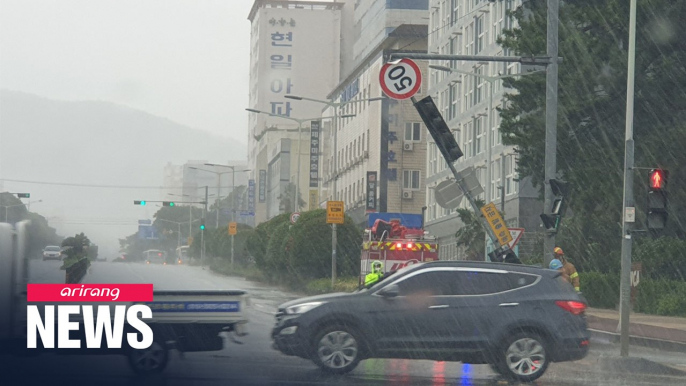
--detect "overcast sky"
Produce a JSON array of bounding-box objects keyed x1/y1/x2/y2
[{"x1": 0, "y1": 0, "x2": 252, "y2": 139}]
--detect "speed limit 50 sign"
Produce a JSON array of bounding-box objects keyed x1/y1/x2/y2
[{"x1": 379, "y1": 58, "x2": 422, "y2": 100}]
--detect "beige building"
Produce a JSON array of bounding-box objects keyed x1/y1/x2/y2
[{"x1": 247, "y1": 0, "x2": 343, "y2": 223}]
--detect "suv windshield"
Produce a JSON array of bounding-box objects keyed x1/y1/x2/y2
[{"x1": 360, "y1": 263, "x2": 424, "y2": 292}]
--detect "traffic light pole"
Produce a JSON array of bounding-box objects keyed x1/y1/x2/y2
[
  {"x1": 543, "y1": 0, "x2": 560, "y2": 268},
  {"x1": 619, "y1": 0, "x2": 638, "y2": 358}
]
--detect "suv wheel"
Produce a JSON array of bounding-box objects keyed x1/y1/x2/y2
[
  {"x1": 312, "y1": 326, "x2": 361, "y2": 374},
  {"x1": 493, "y1": 332, "x2": 549, "y2": 383}
]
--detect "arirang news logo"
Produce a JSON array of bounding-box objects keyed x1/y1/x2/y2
[{"x1": 26, "y1": 284, "x2": 154, "y2": 349}]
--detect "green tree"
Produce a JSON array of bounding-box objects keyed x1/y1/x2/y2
[
  {"x1": 246, "y1": 212, "x2": 291, "y2": 269},
  {"x1": 61, "y1": 232, "x2": 90, "y2": 259},
  {"x1": 454, "y1": 199, "x2": 487, "y2": 261},
  {"x1": 498, "y1": 0, "x2": 686, "y2": 272},
  {"x1": 285, "y1": 209, "x2": 362, "y2": 283}
]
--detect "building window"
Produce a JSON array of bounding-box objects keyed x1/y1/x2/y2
[
  {"x1": 475, "y1": 117, "x2": 484, "y2": 155},
  {"x1": 429, "y1": 143, "x2": 438, "y2": 175},
  {"x1": 464, "y1": 121, "x2": 473, "y2": 158},
  {"x1": 448, "y1": 84, "x2": 457, "y2": 120},
  {"x1": 505, "y1": 155, "x2": 517, "y2": 195},
  {"x1": 451, "y1": 0, "x2": 460, "y2": 23},
  {"x1": 491, "y1": 158, "x2": 501, "y2": 201},
  {"x1": 475, "y1": 68, "x2": 484, "y2": 105},
  {"x1": 476, "y1": 15, "x2": 485, "y2": 54},
  {"x1": 403, "y1": 170, "x2": 421, "y2": 190},
  {"x1": 491, "y1": 105, "x2": 502, "y2": 147},
  {"x1": 405, "y1": 122, "x2": 421, "y2": 141}
]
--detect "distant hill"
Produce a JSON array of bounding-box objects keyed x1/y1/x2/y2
[{"x1": 0, "y1": 89, "x2": 246, "y2": 255}]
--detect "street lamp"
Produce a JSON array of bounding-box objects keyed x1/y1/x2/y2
[
  {"x1": 189, "y1": 167, "x2": 233, "y2": 229},
  {"x1": 1, "y1": 200, "x2": 43, "y2": 223},
  {"x1": 167, "y1": 193, "x2": 194, "y2": 240},
  {"x1": 246, "y1": 109, "x2": 353, "y2": 213},
  {"x1": 283, "y1": 94, "x2": 386, "y2": 288},
  {"x1": 156, "y1": 218, "x2": 200, "y2": 249},
  {"x1": 283, "y1": 94, "x2": 385, "y2": 199},
  {"x1": 431, "y1": 64, "x2": 543, "y2": 261},
  {"x1": 203, "y1": 163, "x2": 250, "y2": 268}
]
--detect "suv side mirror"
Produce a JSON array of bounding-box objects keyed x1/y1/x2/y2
[{"x1": 378, "y1": 284, "x2": 399, "y2": 298}]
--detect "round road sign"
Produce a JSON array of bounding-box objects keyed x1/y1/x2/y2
[
  {"x1": 379, "y1": 58, "x2": 422, "y2": 100},
  {"x1": 290, "y1": 212, "x2": 301, "y2": 224}
]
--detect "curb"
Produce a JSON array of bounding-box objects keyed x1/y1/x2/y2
[{"x1": 590, "y1": 328, "x2": 686, "y2": 354}]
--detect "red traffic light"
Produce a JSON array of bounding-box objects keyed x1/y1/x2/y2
[{"x1": 649, "y1": 169, "x2": 667, "y2": 190}]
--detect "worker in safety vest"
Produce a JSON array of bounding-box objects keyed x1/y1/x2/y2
[
  {"x1": 554, "y1": 247, "x2": 580, "y2": 292},
  {"x1": 364, "y1": 261, "x2": 384, "y2": 287}
]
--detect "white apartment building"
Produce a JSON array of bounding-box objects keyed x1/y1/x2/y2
[
  {"x1": 425, "y1": 0, "x2": 542, "y2": 260},
  {"x1": 247, "y1": 0, "x2": 343, "y2": 223},
  {"x1": 299, "y1": 0, "x2": 431, "y2": 224}
]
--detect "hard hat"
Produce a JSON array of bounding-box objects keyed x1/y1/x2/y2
[
  {"x1": 553, "y1": 247, "x2": 564, "y2": 255},
  {"x1": 549, "y1": 259, "x2": 563, "y2": 270},
  {"x1": 372, "y1": 261, "x2": 382, "y2": 268}
]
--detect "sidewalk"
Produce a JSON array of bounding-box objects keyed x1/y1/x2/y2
[{"x1": 586, "y1": 307, "x2": 686, "y2": 353}]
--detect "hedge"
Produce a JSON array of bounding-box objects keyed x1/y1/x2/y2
[{"x1": 580, "y1": 271, "x2": 686, "y2": 316}]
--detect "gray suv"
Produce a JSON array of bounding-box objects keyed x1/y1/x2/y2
[{"x1": 272, "y1": 261, "x2": 589, "y2": 383}]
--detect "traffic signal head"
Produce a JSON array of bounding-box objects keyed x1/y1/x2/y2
[
  {"x1": 647, "y1": 169, "x2": 669, "y2": 230},
  {"x1": 540, "y1": 214, "x2": 561, "y2": 232},
  {"x1": 413, "y1": 96, "x2": 464, "y2": 163},
  {"x1": 134, "y1": 200, "x2": 147, "y2": 206},
  {"x1": 649, "y1": 169, "x2": 668, "y2": 191},
  {"x1": 199, "y1": 220, "x2": 205, "y2": 231},
  {"x1": 162, "y1": 201, "x2": 175, "y2": 207},
  {"x1": 16, "y1": 193, "x2": 30, "y2": 198}
]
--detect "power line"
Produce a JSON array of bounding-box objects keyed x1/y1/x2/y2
[{"x1": 0, "y1": 178, "x2": 245, "y2": 190}]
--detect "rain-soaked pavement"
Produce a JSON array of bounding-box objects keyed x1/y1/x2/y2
[{"x1": 4, "y1": 260, "x2": 686, "y2": 386}]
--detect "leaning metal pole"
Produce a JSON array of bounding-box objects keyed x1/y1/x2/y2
[{"x1": 619, "y1": 0, "x2": 638, "y2": 358}]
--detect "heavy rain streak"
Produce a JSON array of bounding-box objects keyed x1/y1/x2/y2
[{"x1": 1, "y1": 0, "x2": 686, "y2": 385}]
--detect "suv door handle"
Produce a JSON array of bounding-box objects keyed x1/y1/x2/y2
[
  {"x1": 429, "y1": 305, "x2": 449, "y2": 309},
  {"x1": 499, "y1": 303, "x2": 519, "y2": 307}
]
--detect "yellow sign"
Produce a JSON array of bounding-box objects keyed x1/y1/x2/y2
[
  {"x1": 187, "y1": 237, "x2": 193, "y2": 246},
  {"x1": 309, "y1": 189, "x2": 319, "y2": 211},
  {"x1": 480, "y1": 202, "x2": 513, "y2": 247},
  {"x1": 326, "y1": 201, "x2": 345, "y2": 224},
  {"x1": 228, "y1": 222, "x2": 237, "y2": 235}
]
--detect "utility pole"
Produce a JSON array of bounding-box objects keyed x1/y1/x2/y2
[
  {"x1": 216, "y1": 174, "x2": 221, "y2": 228},
  {"x1": 231, "y1": 170, "x2": 236, "y2": 268},
  {"x1": 543, "y1": 0, "x2": 560, "y2": 267},
  {"x1": 619, "y1": 0, "x2": 638, "y2": 358},
  {"x1": 202, "y1": 186, "x2": 208, "y2": 264}
]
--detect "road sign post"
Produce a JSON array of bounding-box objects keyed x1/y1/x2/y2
[
  {"x1": 379, "y1": 58, "x2": 422, "y2": 100},
  {"x1": 327, "y1": 201, "x2": 345, "y2": 288},
  {"x1": 228, "y1": 222, "x2": 237, "y2": 235},
  {"x1": 290, "y1": 212, "x2": 300, "y2": 224}
]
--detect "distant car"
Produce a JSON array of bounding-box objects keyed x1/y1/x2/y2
[
  {"x1": 144, "y1": 250, "x2": 168, "y2": 265},
  {"x1": 42, "y1": 246, "x2": 63, "y2": 261},
  {"x1": 272, "y1": 261, "x2": 590, "y2": 383}
]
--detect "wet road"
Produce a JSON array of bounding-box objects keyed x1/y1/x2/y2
[{"x1": 5, "y1": 260, "x2": 686, "y2": 386}]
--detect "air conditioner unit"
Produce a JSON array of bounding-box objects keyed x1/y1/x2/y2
[
  {"x1": 403, "y1": 142, "x2": 414, "y2": 151},
  {"x1": 402, "y1": 190, "x2": 414, "y2": 200}
]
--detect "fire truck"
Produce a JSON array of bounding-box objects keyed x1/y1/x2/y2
[{"x1": 359, "y1": 213, "x2": 439, "y2": 285}]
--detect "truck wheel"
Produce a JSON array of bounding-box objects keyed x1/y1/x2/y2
[
  {"x1": 493, "y1": 332, "x2": 549, "y2": 383},
  {"x1": 128, "y1": 340, "x2": 169, "y2": 375},
  {"x1": 312, "y1": 325, "x2": 361, "y2": 374}
]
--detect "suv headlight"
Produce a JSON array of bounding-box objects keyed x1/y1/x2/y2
[{"x1": 285, "y1": 302, "x2": 325, "y2": 315}]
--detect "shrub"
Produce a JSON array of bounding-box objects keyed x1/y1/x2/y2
[
  {"x1": 580, "y1": 271, "x2": 620, "y2": 309},
  {"x1": 305, "y1": 277, "x2": 360, "y2": 295},
  {"x1": 285, "y1": 210, "x2": 361, "y2": 284}
]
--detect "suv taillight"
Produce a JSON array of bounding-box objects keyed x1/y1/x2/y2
[{"x1": 556, "y1": 300, "x2": 587, "y2": 315}]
